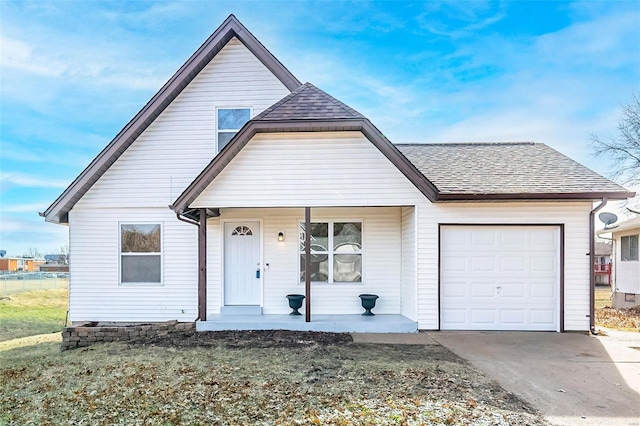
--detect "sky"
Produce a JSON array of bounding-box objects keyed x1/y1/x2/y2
[{"x1": 1, "y1": 0, "x2": 639, "y2": 257}]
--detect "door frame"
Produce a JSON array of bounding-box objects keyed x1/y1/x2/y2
[
  {"x1": 220, "y1": 218, "x2": 264, "y2": 306},
  {"x1": 438, "y1": 223, "x2": 565, "y2": 332}
]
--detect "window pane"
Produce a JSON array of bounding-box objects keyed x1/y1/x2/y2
[
  {"x1": 631, "y1": 235, "x2": 639, "y2": 261},
  {"x1": 122, "y1": 255, "x2": 161, "y2": 283},
  {"x1": 299, "y1": 223, "x2": 329, "y2": 252},
  {"x1": 334, "y1": 254, "x2": 362, "y2": 282},
  {"x1": 334, "y1": 222, "x2": 362, "y2": 252},
  {"x1": 121, "y1": 224, "x2": 160, "y2": 253},
  {"x1": 300, "y1": 254, "x2": 328, "y2": 282},
  {"x1": 218, "y1": 109, "x2": 250, "y2": 130},
  {"x1": 217, "y1": 132, "x2": 235, "y2": 151}
]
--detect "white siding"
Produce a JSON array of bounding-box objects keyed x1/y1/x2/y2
[
  {"x1": 401, "y1": 206, "x2": 417, "y2": 320},
  {"x1": 76, "y1": 37, "x2": 290, "y2": 208},
  {"x1": 205, "y1": 207, "x2": 404, "y2": 316},
  {"x1": 192, "y1": 132, "x2": 425, "y2": 208},
  {"x1": 68, "y1": 207, "x2": 198, "y2": 322}
]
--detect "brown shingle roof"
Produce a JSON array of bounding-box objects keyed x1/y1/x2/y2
[
  {"x1": 396, "y1": 142, "x2": 632, "y2": 199},
  {"x1": 254, "y1": 82, "x2": 364, "y2": 121}
]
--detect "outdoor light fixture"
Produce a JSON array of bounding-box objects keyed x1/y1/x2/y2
[{"x1": 278, "y1": 231, "x2": 285, "y2": 242}]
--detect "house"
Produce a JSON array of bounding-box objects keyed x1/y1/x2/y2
[
  {"x1": 0, "y1": 257, "x2": 41, "y2": 273},
  {"x1": 594, "y1": 241, "x2": 612, "y2": 285},
  {"x1": 42, "y1": 15, "x2": 634, "y2": 333},
  {"x1": 601, "y1": 217, "x2": 640, "y2": 308}
]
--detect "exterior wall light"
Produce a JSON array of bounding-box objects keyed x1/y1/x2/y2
[{"x1": 278, "y1": 231, "x2": 285, "y2": 242}]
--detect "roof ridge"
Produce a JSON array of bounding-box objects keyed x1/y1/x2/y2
[
  {"x1": 253, "y1": 83, "x2": 312, "y2": 120},
  {"x1": 253, "y1": 82, "x2": 364, "y2": 122},
  {"x1": 304, "y1": 83, "x2": 364, "y2": 117}
]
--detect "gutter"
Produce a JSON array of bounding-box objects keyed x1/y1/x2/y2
[{"x1": 589, "y1": 198, "x2": 607, "y2": 334}]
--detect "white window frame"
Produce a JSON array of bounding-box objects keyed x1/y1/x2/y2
[
  {"x1": 119, "y1": 222, "x2": 164, "y2": 286},
  {"x1": 298, "y1": 219, "x2": 363, "y2": 284},
  {"x1": 621, "y1": 234, "x2": 639, "y2": 262},
  {"x1": 215, "y1": 107, "x2": 252, "y2": 153}
]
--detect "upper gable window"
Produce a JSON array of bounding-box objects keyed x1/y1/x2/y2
[{"x1": 217, "y1": 108, "x2": 251, "y2": 152}]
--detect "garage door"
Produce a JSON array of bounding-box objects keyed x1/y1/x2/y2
[{"x1": 440, "y1": 225, "x2": 560, "y2": 331}]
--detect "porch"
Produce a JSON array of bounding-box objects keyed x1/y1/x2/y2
[{"x1": 197, "y1": 314, "x2": 417, "y2": 333}]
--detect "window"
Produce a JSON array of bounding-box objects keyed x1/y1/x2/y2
[
  {"x1": 217, "y1": 108, "x2": 251, "y2": 152},
  {"x1": 299, "y1": 221, "x2": 362, "y2": 283},
  {"x1": 621, "y1": 235, "x2": 639, "y2": 261},
  {"x1": 120, "y1": 224, "x2": 162, "y2": 284}
]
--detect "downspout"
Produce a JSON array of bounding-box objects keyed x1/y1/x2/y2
[
  {"x1": 589, "y1": 198, "x2": 607, "y2": 334},
  {"x1": 176, "y1": 211, "x2": 207, "y2": 321}
]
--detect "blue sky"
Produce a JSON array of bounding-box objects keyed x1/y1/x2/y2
[{"x1": 1, "y1": 0, "x2": 639, "y2": 257}]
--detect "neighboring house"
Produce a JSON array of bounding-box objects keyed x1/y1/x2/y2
[
  {"x1": 42, "y1": 15, "x2": 634, "y2": 333},
  {"x1": 594, "y1": 241, "x2": 612, "y2": 285},
  {"x1": 0, "y1": 257, "x2": 41, "y2": 273},
  {"x1": 603, "y1": 218, "x2": 640, "y2": 308}
]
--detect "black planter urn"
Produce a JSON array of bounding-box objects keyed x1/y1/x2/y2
[
  {"x1": 359, "y1": 294, "x2": 379, "y2": 316},
  {"x1": 286, "y1": 294, "x2": 305, "y2": 315}
]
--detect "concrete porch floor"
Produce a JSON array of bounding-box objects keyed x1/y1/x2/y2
[{"x1": 197, "y1": 314, "x2": 418, "y2": 333}]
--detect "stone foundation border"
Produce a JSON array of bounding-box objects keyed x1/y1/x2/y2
[{"x1": 61, "y1": 320, "x2": 195, "y2": 351}]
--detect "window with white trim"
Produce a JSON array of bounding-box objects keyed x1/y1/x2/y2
[
  {"x1": 299, "y1": 221, "x2": 362, "y2": 283},
  {"x1": 120, "y1": 224, "x2": 162, "y2": 284},
  {"x1": 216, "y1": 108, "x2": 251, "y2": 152},
  {"x1": 621, "y1": 235, "x2": 639, "y2": 261}
]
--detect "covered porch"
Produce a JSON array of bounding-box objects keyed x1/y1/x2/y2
[{"x1": 180, "y1": 205, "x2": 418, "y2": 330}]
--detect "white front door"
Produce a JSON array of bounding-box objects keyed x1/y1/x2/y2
[
  {"x1": 440, "y1": 225, "x2": 560, "y2": 331},
  {"x1": 224, "y1": 221, "x2": 261, "y2": 305}
]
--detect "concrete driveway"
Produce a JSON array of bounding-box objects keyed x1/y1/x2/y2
[{"x1": 428, "y1": 331, "x2": 640, "y2": 426}]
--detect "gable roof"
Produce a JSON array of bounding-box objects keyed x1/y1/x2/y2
[
  {"x1": 169, "y1": 83, "x2": 439, "y2": 216},
  {"x1": 397, "y1": 142, "x2": 634, "y2": 201},
  {"x1": 41, "y1": 14, "x2": 301, "y2": 224}
]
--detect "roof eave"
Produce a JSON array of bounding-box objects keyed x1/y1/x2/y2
[
  {"x1": 435, "y1": 191, "x2": 636, "y2": 202},
  {"x1": 42, "y1": 14, "x2": 301, "y2": 225}
]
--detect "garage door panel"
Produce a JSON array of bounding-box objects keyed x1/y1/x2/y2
[
  {"x1": 501, "y1": 257, "x2": 525, "y2": 271},
  {"x1": 500, "y1": 309, "x2": 526, "y2": 325},
  {"x1": 471, "y1": 282, "x2": 497, "y2": 297},
  {"x1": 530, "y1": 309, "x2": 555, "y2": 325},
  {"x1": 441, "y1": 226, "x2": 559, "y2": 331},
  {"x1": 471, "y1": 309, "x2": 496, "y2": 324},
  {"x1": 442, "y1": 257, "x2": 467, "y2": 272},
  {"x1": 500, "y1": 282, "x2": 526, "y2": 298}
]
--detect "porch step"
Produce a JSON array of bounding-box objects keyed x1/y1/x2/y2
[{"x1": 220, "y1": 305, "x2": 263, "y2": 316}]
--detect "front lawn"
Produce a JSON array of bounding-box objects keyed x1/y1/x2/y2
[
  {"x1": 0, "y1": 288, "x2": 68, "y2": 341},
  {"x1": 594, "y1": 286, "x2": 640, "y2": 332},
  {"x1": 0, "y1": 331, "x2": 546, "y2": 425}
]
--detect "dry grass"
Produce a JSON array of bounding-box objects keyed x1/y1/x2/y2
[
  {"x1": 594, "y1": 286, "x2": 640, "y2": 332},
  {"x1": 0, "y1": 288, "x2": 68, "y2": 341},
  {"x1": 0, "y1": 332, "x2": 546, "y2": 425}
]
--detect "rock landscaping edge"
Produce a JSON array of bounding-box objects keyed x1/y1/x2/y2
[{"x1": 61, "y1": 320, "x2": 195, "y2": 351}]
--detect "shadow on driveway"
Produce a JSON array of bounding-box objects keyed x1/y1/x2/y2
[{"x1": 428, "y1": 331, "x2": 640, "y2": 426}]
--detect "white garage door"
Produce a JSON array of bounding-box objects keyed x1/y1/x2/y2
[{"x1": 440, "y1": 225, "x2": 560, "y2": 331}]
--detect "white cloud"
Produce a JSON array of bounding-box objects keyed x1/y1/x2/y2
[
  {"x1": 0, "y1": 36, "x2": 67, "y2": 77},
  {"x1": 2, "y1": 202, "x2": 50, "y2": 213},
  {"x1": 1, "y1": 173, "x2": 69, "y2": 192}
]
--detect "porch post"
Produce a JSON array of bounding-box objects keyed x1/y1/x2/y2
[
  {"x1": 305, "y1": 207, "x2": 311, "y2": 322},
  {"x1": 198, "y1": 208, "x2": 207, "y2": 321}
]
